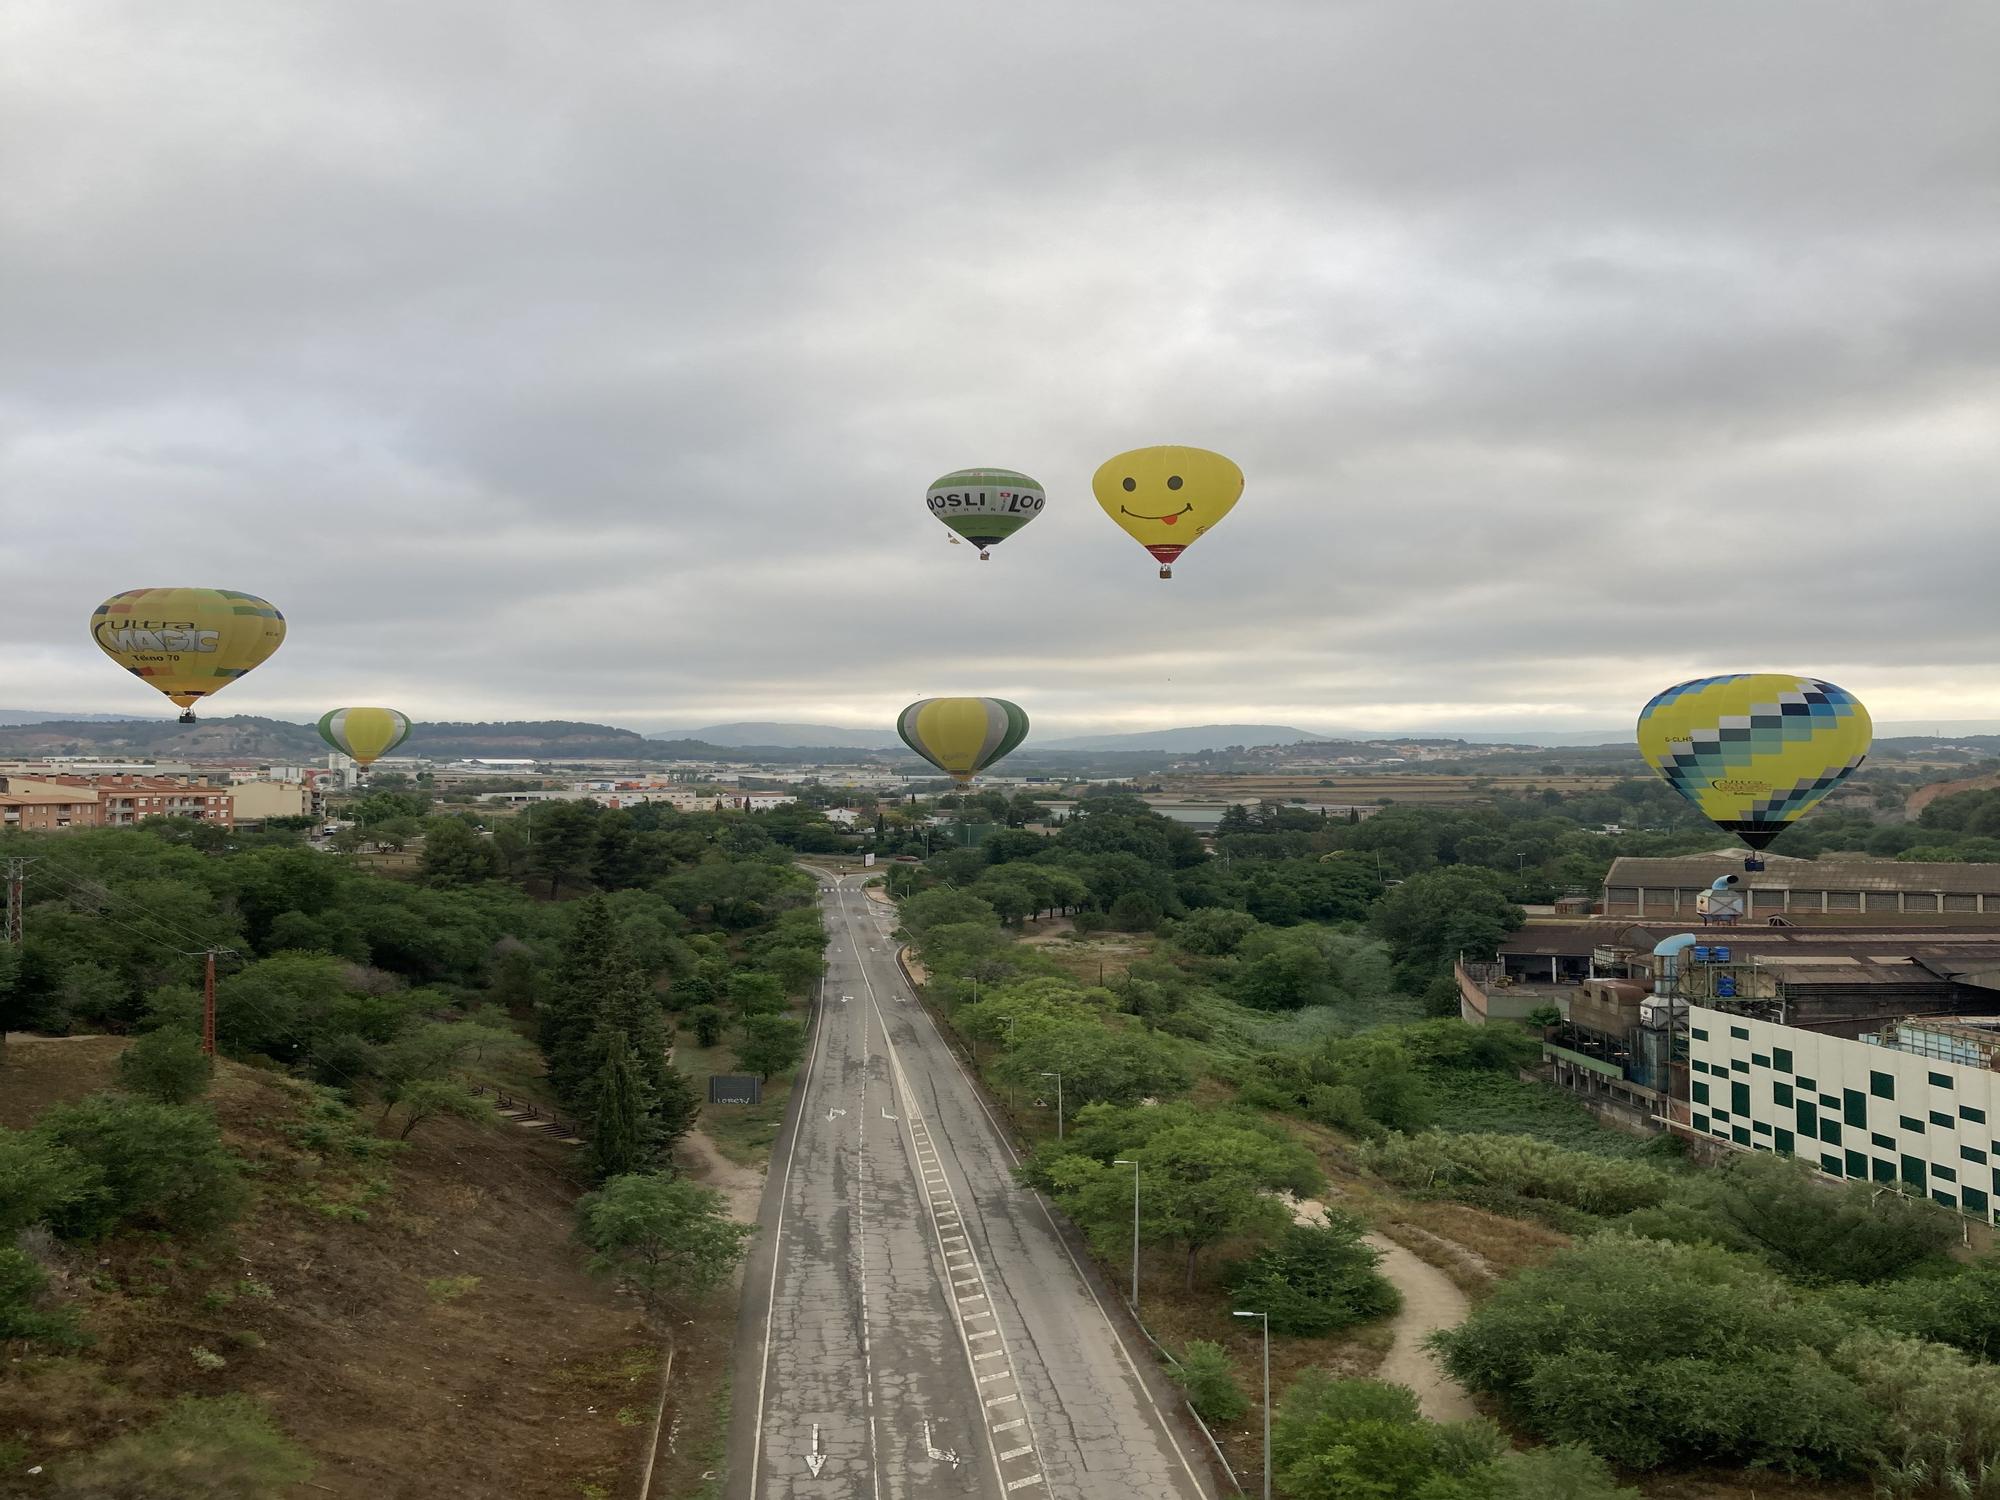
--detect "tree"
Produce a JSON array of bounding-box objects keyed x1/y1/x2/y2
[
  {"x1": 737, "y1": 1013, "x2": 805, "y2": 1081},
  {"x1": 588, "y1": 1037, "x2": 648, "y2": 1180},
  {"x1": 726, "y1": 970, "x2": 787, "y2": 1019},
  {"x1": 1372, "y1": 866, "x2": 1525, "y2": 985},
  {"x1": 1029, "y1": 1106, "x2": 1320, "y2": 1290},
  {"x1": 1170, "y1": 1340, "x2": 1248, "y2": 1423},
  {"x1": 1271, "y1": 1373, "x2": 1520, "y2": 1500},
  {"x1": 383, "y1": 1078, "x2": 496, "y2": 1141},
  {"x1": 997, "y1": 1018, "x2": 1194, "y2": 1110},
  {"x1": 32, "y1": 1093, "x2": 248, "y2": 1238},
  {"x1": 526, "y1": 799, "x2": 600, "y2": 898},
  {"x1": 541, "y1": 896, "x2": 621, "y2": 1110},
  {"x1": 116, "y1": 1025, "x2": 212, "y2": 1105},
  {"x1": 688, "y1": 1004, "x2": 727, "y2": 1047},
  {"x1": 1225, "y1": 1211, "x2": 1400, "y2": 1335},
  {"x1": 420, "y1": 816, "x2": 500, "y2": 887},
  {"x1": 575, "y1": 1173, "x2": 754, "y2": 1326}
]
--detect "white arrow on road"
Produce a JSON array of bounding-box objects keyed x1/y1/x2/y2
[
  {"x1": 922, "y1": 1418, "x2": 961, "y2": 1467},
  {"x1": 826, "y1": 1107, "x2": 848, "y2": 1122},
  {"x1": 805, "y1": 1422, "x2": 826, "y2": 1477},
  {"x1": 881, "y1": 1107, "x2": 898, "y2": 1121}
]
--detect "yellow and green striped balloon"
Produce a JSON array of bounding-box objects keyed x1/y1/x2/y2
[
  {"x1": 897, "y1": 697, "x2": 1029, "y2": 785},
  {"x1": 90, "y1": 588, "x2": 286, "y2": 721},
  {"x1": 318, "y1": 707, "x2": 414, "y2": 768}
]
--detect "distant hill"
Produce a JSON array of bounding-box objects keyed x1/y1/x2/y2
[
  {"x1": 1039, "y1": 724, "x2": 1333, "y2": 752},
  {"x1": 0, "y1": 716, "x2": 660, "y2": 762},
  {"x1": 652, "y1": 721, "x2": 900, "y2": 750},
  {"x1": 0, "y1": 709, "x2": 148, "y2": 726}
]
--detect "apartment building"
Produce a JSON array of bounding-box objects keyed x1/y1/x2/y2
[{"x1": 0, "y1": 787, "x2": 104, "y2": 831}]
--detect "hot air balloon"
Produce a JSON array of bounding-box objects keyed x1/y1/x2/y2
[
  {"x1": 318, "y1": 707, "x2": 413, "y2": 772},
  {"x1": 897, "y1": 698, "x2": 1029, "y2": 784},
  {"x1": 1091, "y1": 445, "x2": 1243, "y2": 578},
  {"x1": 926, "y1": 469, "x2": 1046, "y2": 560},
  {"x1": 1637, "y1": 674, "x2": 1872, "y2": 869},
  {"x1": 90, "y1": 588, "x2": 286, "y2": 722}
]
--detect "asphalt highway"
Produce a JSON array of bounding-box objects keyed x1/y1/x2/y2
[{"x1": 724, "y1": 871, "x2": 1212, "y2": 1500}]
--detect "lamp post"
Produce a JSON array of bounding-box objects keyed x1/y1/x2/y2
[
  {"x1": 1039, "y1": 1070, "x2": 1064, "y2": 1139},
  {"x1": 1114, "y1": 1158, "x2": 1140, "y2": 1312},
  {"x1": 1233, "y1": 1309, "x2": 1270, "y2": 1500},
  {"x1": 1001, "y1": 1016, "x2": 1018, "y2": 1111}
]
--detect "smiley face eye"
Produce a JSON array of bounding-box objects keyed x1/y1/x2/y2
[
  {"x1": 1166, "y1": 475, "x2": 1183, "y2": 490},
  {"x1": 1121, "y1": 477, "x2": 1136, "y2": 492}
]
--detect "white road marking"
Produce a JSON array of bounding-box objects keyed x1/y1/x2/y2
[
  {"x1": 805, "y1": 1423, "x2": 826, "y2": 1478},
  {"x1": 992, "y1": 1418, "x2": 1025, "y2": 1433}
]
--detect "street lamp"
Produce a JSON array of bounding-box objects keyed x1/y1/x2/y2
[
  {"x1": 1114, "y1": 1158, "x2": 1140, "y2": 1312},
  {"x1": 1038, "y1": 1070, "x2": 1064, "y2": 1139},
  {"x1": 1233, "y1": 1309, "x2": 1270, "y2": 1500}
]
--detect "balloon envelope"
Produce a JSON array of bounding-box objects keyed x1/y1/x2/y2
[
  {"x1": 926, "y1": 469, "x2": 1045, "y2": 557},
  {"x1": 318, "y1": 707, "x2": 414, "y2": 768},
  {"x1": 90, "y1": 588, "x2": 286, "y2": 715},
  {"x1": 1090, "y1": 446, "x2": 1243, "y2": 574},
  {"x1": 897, "y1": 698, "x2": 1029, "y2": 785},
  {"x1": 1637, "y1": 674, "x2": 1872, "y2": 849}
]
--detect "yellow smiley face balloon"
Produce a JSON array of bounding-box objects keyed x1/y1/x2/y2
[{"x1": 1091, "y1": 445, "x2": 1244, "y2": 578}]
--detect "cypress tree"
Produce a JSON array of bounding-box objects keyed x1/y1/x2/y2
[
  {"x1": 541, "y1": 895, "x2": 621, "y2": 1112},
  {"x1": 587, "y1": 1035, "x2": 647, "y2": 1181}
]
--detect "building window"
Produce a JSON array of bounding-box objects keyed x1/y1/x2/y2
[
  {"x1": 1933, "y1": 1111, "x2": 1956, "y2": 1128},
  {"x1": 1964, "y1": 1145, "x2": 1988, "y2": 1165},
  {"x1": 1935, "y1": 1164, "x2": 1959, "y2": 1184},
  {"x1": 1873, "y1": 1158, "x2": 1897, "y2": 1184},
  {"x1": 1693, "y1": 1112, "x2": 1710, "y2": 1133},
  {"x1": 1845, "y1": 1149, "x2": 1869, "y2": 1180},
  {"x1": 1733, "y1": 1060, "x2": 1750, "y2": 1074},
  {"x1": 1872, "y1": 1133, "x2": 1897, "y2": 1150},
  {"x1": 1773, "y1": 1047, "x2": 1795, "y2": 1073},
  {"x1": 1692, "y1": 1027, "x2": 1709, "y2": 1042},
  {"x1": 1820, "y1": 1119, "x2": 1842, "y2": 1146},
  {"x1": 1965, "y1": 1106, "x2": 1988, "y2": 1125},
  {"x1": 1844, "y1": 1090, "x2": 1868, "y2": 1128},
  {"x1": 1733, "y1": 1127, "x2": 1751, "y2": 1146},
  {"x1": 1754, "y1": 1120, "x2": 1772, "y2": 1136},
  {"x1": 1931, "y1": 1072, "x2": 1956, "y2": 1090},
  {"x1": 1732, "y1": 1082, "x2": 1750, "y2": 1115},
  {"x1": 1752, "y1": 1053, "x2": 1770, "y2": 1069},
  {"x1": 1905, "y1": 893, "x2": 1939, "y2": 913},
  {"x1": 1775, "y1": 1127, "x2": 1795, "y2": 1154},
  {"x1": 1935, "y1": 1191, "x2": 1959, "y2": 1208},
  {"x1": 1821, "y1": 1153, "x2": 1845, "y2": 1176},
  {"x1": 1774, "y1": 1082, "x2": 1794, "y2": 1107},
  {"x1": 1730, "y1": 1025, "x2": 1750, "y2": 1040},
  {"x1": 1693, "y1": 1082, "x2": 1710, "y2": 1105},
  {"x1": 1798, "y1": 1101, "x2": 1819, "y2": 1136},
  {"x1": 1826, "y1": 891, "x2": 1861, "y2": 911},
  {"x1": 1692, "y1": 1060, "x2": 1709, "y2": 1074},
  {"x1": 1871, "y1": 1071, "x2": 1896, "y2": 1101},
  {"x1": 1965, "y1": 1186, "x2": 1990, "y2": 1217},
  {"x1": 1796, "y1": 1075, "x2": 1816, "y2": 1091},
  {"x1": 1904, "y1": 1156, "x2": 1928, "y2": 1192}
]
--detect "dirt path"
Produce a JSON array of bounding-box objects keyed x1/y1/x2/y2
[
  {"x1": 1288, "y1": 1196, "x2": 1478, "y2": 1423},
  {"x1": 677, "y1": 1128, "x2": 764, "y2": 1220}
]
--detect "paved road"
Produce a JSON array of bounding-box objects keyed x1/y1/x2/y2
[{"x1": 726, "y1": 872, "x2": 1212, "y2": 1500}]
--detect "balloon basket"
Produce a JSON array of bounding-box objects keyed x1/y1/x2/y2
[
  {"x1": 1743, "y1": 856, "x2": 1765, "y2": 872},
  {"x1": 178, "y1": 711, "x2": 197, "y2": 725},
  {"x1": 1158, "y1": 565, "x2": 1173, "y2": 579},
  {"x1": 979, "y1": 550, "x2": 990, "y2": 561}
]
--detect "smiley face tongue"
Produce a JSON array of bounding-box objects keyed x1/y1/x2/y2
[{"x1": 1160, "y1": 513, "x2": 1179, "y2": 526}]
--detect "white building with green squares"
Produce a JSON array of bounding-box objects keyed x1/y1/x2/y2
[{"x1": 1685, "y1": 1005, "x2": 2000, "y2": 1221}]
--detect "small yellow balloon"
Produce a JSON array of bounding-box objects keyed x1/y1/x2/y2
[
  {"x1": 1091, "y1": 445, "x2": 1243, "y2": 578},
  {"x1": 90, "y1": 588, "x2": 287, "y2": 721}
]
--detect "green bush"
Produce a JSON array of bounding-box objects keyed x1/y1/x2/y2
[
  {"x1": 1362, "y1": 1131, "x2": 1672, "y2": 1216},
  {"x1": 116, "y1": 1025, "x2": 212, "y2": 1104},
  {"x1": 32, "y1": 1093, "x2": 248, "y2": 1239},
  {"x1": 1833, "y1": 1329, "x2": 2000, "y2": 1498},
  {"x1": 1169, "y1": 1339, "x2": 1248, "y2": 1423},
  {"x1": 1833, "y1": 1254, "x2": 2000, "y2": 1360},
  {"x1": 56, "y1": 1395, "x2": 313, "y2": 1499},
  {"x1": 0, "y1": 1127, "x2": 101, "y2": 1237},
  {"x1": 1224, "y1": 1211, "x2": 1400, "y2": 1336},
  {"x1": 1432, "y1": 1232, "x2": 1872, "y2": 1474},
  {"x1": 0, "y1": 1246, "x2": 83, "y2": 1347},
  {"x1": 1271, "y1": 1373, "x2": 1509, "y2": 1500},
  {"x1": 688, "y1": 1004, "x2": 727, "y2": 1047},
  {"x1": 1622, "y1": 1152, "x2": 1956, "y2": 1285}
]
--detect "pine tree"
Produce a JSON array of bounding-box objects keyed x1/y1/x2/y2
[
  {"x1": 541, "y1": 896, "x2": 622, "y2": 1112},
  {"x1": 587, "y1": 1035, "x2": 647, "y2": 1181},
  {"x1": 595, "y1": 956, "x2": 700, "y2": 1155}
]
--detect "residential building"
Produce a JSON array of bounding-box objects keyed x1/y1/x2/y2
[
  {"x1": 1681, "y1": 1004, "x2": 2000, "y2": 1223},
  {"x1": 40, "y1": 775, "x2": 233, "y2": 827},
  {"x1": 0, "y1": 787, "x2": 104, "y2": 831},
  {"x1": 227, "y1": 779, "x2": 314, "y2": 825}
]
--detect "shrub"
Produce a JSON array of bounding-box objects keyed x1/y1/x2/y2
[
  {"x1": 116, "y1": 1025, "x2": 212, "y2": 1104},
  {"x1": 1432, "y1": 1232, "x2": 1872, "y2": 1474},
  {"x1": 1362, "y1": 1131, "x2": 1673, "y2": 1217},
  {"x1": 0, "y1": 1246, "x2": 82, "y2": 1347},
  {"x1": 1169, "y1": 1339, "x2": 1248, "y2": 1423},
  {"x1": 1833, "y1": 1254, "x2": 2000, "y2": 1360},
  {"x1": 32, "y1": 1093, "x2": 248, "y2": 1239},
  {"x1": 1224, "y1": 1211, "x2": 1400, "y2": 1336},
  {"x1": 1833, "y1": 1329, "x2": 2000, "y2": 1498},
  {"x1": 0, "y1": 1127, "x2": 102, "y2": 1237},
  {"x1": 1271, "y1": 1373, "x2": 1509, "y2": 1500},
  {"x1": 56, "y1": 1395, "x2": 313, "y2": 1499},
  {"x1": 688, "y1": 1004, "x2": 727, "y2": 1047}
]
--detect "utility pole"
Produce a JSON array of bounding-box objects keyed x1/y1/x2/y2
[
  {"x1": 193, "y1": 947, "x2": 236, "y2": 1058},
  {"x1": 4, "y1": 857, "x2": 32, "y2": 946}
]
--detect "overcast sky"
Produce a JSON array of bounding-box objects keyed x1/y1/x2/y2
[{"x1": 3, "y1": 2, "x2": 1997, "y2": 738}]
